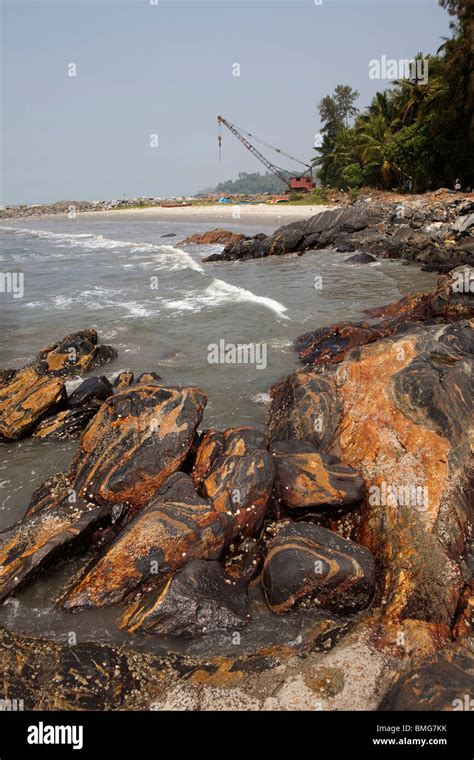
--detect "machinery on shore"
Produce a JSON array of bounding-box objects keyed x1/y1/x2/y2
[{"x1": 217, "y1": 115, "x2": 315, "y2": 192}]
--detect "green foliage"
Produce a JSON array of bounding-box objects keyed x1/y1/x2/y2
[
  {"x1": 207, "y1": 171, "x2": 288, "y2": 195},
  {"x1": 313, "y1": 1, "x2": 473, "y2": 192}
]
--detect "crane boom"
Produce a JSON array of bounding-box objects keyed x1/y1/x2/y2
[{"x1": 217, "y1": 115, "x2": 314, "y2": 191}]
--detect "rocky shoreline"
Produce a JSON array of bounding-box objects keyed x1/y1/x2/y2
[
  {"x1": 202, "y1": 194, "x2": 474, "y2": 274},
  {"x1": 0, "y1": 262, "x2": 472, "y2": 710}
]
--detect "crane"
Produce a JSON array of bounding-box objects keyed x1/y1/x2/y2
[{"x1": 217, "y1": 115, "x2": 315, "y2": 192}]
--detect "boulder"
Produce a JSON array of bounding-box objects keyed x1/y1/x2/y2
[
  {"x1": 0, "y1": 498, "x2": 110, "y2": 602},
  {"x1": 32, "y1": 404, "x2": 99, "y2": 440},
  {"x1": 33, "y1": 329, "x2": 117, "y2": 377},
  {"x1": 119, "y1": 559, "x2": 249, "y2": 636},
  {"x1": 68, "y1": 375, "x2": 112, "y2": 407},
  {"x1": 181, "y1": 229, "x2": 246, "y2": 246},
  {"x1": 60, "y1": 474, "x2": 231, "y2": 610},
  {"x1": 202, "y1": 438, "x2": 275, "y2": 540},
  {"x1": 380, "y1": 642, "x2": 474, "y2": 710},
  {"x1": 0, "y1": 367, "x2": 67, "y2": 440},
  {"x1": 268, "y1": 318, "x2": 473, "y2": 637},
  {"x1": 112, "y1": 371, "x2": 134, "y2": 390},
  {"x1": 24, "y1": 472, "x2": 74, "y2": 518},
  {"x1": 262, "y1": 522, "x2": 376, "y2": 614},
  {"x1": 71, "y1": 384, "x2": 207, "y2": 509},
  {"x1": 271, "y1": 439, "x2": 365, "y2": 510},
  {"x1": 191, "y1": 429, "x2": 224, "y2": 488},
  {"x1": 344, "y1": 252, "x2": 377, "y2": 264},
  {"x1": 136, "y1": 371, "x2": 162, "y2": 385}
]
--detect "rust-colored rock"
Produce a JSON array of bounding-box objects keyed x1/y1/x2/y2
[
  {"x1": 32, "y1": 404, "x2": 99, "y2": 440},
  {"x1": 24, "y1": 473, "x2": 74, "y2": 518},
  {"x1": 202, "y1": 428, "x2": 275, "y2": 541},
  {"x1": 268, "y1": 317, "x2": 473, "y2": 641},
  {"x1": 112, "y1": 371, "x2": 134, "y2": 390},
  {"x1": 72, "y1": 384, "x2": 207, "y2": 509},
  {"x1": 181, "y1": 229, "x2": 246, "y2": 246},
  {"x1": 271, "y1": 439, "x2": 365, "y2": 510},
  {"x1": 60, "y1": 474, "x2": 231, "y2": 610},
  {"x1": 191, "y1": 429, "x2": 224, "y2": 487},
  {"x1": 0, "y1": 498, "x2": 109, "y2": 602},
  {"x1": 0, "y1": 367, "x2": 67, "y2": 441},
  {"x1": 33, "y1": 329, "x2": 117, "y2": 377}
]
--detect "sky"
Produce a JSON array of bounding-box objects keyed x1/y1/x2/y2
[{"x1": 1, "y1": 0, "x2": 453, "y2": 205}]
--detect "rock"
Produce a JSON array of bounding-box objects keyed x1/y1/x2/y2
[
  {"x1": 380, "y1": 642, "x2": 474, "y2": 710},
  {"x1": 344, "y1": 252, "x2": 377, "y2": 264},
  {"x1": 112, "y1": 371, "x2": 134, "y2": 390},
  {"x1": 71, "y1": 384, "x2": 207, "y2": 509},
  {"x1": 221, "y1": 426, "x2": 266, "y2": 456},
  {"x1": 68, "y1": 375, "x2": 112, "y2": 407},
  {"x1": 202, "y1": 443, "x2": 275, "y2": 541},
  {"x1": 33, "y1": 329, "x2": 117, "y2": 377},
  {"x1": 191, "y1": 429, "x2": 224, "y2": 487},
  {"x1": 296, "y1": 266, "x2": 474, "y2": 366},
  {"x1": 262, "y1": 522, "x2": 376, "y2": 614},
  {"x1": 137, "y1": 371, "x2": 162, "y2": 385},
  {"x1": 161, "y1": 232, "x2": 177, "y2": 238},
  {"x1": 181, "y1": 229, "x2": 246, "y2": 246},
  {"x1": 270, "y1": 440, "x2": 365, "y2": 510},
  {"x1": 60, "y1": 474, "x2": 231, "y2": 610},
  {"x1": 24, "y1": 472, "x2": 74, "y2": 518},
  {"x1": 268, "y1": 318, "x2": 473, "y2": 636},
  {"x1": 32, "y1": 404, "x2": 99, "y2": 440},
  {"x1": 119, "y1": 559, "x2": 249, "y2": 636},
  {"x1": 0, "y1": 367, "x2": 67, "y2": 440},
  {"x1": 0, "y1": 498, "x2": 110, "y2": 602},
  {"x1": 224, "y1": 537, "x2": 264, "y2": 583}
]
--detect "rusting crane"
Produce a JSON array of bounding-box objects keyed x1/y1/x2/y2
[{"x1": 217, "y1": 115, "x2": 315, "y2": 192}]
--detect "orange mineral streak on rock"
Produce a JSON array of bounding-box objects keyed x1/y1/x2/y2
[
  {"x1": 0, "y1": 368, "x2": 66, "y2": 440},
  {"x1": 336, "y1": 338, "x2": 450, "y2": 530}
]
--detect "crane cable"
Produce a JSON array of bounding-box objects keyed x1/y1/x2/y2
[{"x1": 227, "y1": 120, "x2": 312, "y2": 170}]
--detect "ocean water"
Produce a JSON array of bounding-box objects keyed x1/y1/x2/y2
[{"x1": 0, "y1": 214, "x2": 438, "y2": 646}]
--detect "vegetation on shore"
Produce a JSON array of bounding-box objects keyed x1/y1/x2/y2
[{"x1": 313, "y1": 0, "x2": 473, "y2": 193}]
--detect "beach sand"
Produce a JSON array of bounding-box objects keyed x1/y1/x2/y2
[{"x1": 76, "y1": 203, "x2": 333, "y2": 227}]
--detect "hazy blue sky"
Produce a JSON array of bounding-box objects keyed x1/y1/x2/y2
[{"x1": 2, "y1": 0, "x2": 452, "y2": 204}]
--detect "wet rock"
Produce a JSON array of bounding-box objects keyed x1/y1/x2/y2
[
  {"x1": 222, "y1": 426, "x2": 267, "y2": 456},
  {"x1": 32, "y1": 404, "x2": 99, "y2": 440},
  {"x1": 344, "y1": 252, "x2": 376, "y2": 264},
  {"x1": 269, "y1": 317, "x2": 473, "y2": 635},
  {"x1": 191, "y1": 429, "x2": 224, "y2": 488},
  {"x1": 137, "y1": 371, "x2": 162, "y2": 385},
  {"x1": 262, "y1": 522, "x2": 376, "y2": 614},
  {"x1": 60, "y1": 474, "x2": 231, "y2": 609},
  {"x1": 271, "y1": 440, "x2": 365, "y2": 510},
  {"x1": 68, "y1": 375, "x2": 112, "y2": 407},
  {"x1": 181, "y1": 229, "x2": 246, "y2": 246},
  {"x1": 202, "y1": 446, "x2": 275, "y2": 540},
  {"x1": 224, "y1": 538, "x2": 264, "y2": 583},
  {"x1": 296, "y1": 267, "x2": 474, "y2": 366},
  {"x1": 0, "y1": 498, "x2": 110, "y2": 602},
  {"x1": 112, "y1": 371, "x2": 134, "y2": 390},
  {"x1": 0, "y1": 367, "x2": 67, "y2": 441},
  {"x1": 380, "y1": 642, "x2": 474, "y2": 710},
  {"x1": 33, "y1": 329, "x2": 117, "y2": 377},
  {"x1": 24, "y1": 473, "x2": 74, "y2": 518},
  {"x1": 119, "y1": 559, "x2": 249, "y2": 636},
  {"x1": 161, "y1": 232, "x2": 177, "y2": 238},
  {"x1": 72, "y1": 384, "x2": 207, "y2": 509}
]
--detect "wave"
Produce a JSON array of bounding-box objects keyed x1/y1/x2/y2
[{"x1": 164, "y1": 277, "x2": 289, "y2": 319}]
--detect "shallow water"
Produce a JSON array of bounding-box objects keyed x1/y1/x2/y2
[{"x1": 0, "y1": 214, "x2": 438, "y2": 647}]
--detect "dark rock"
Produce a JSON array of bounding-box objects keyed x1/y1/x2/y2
[
  {"x1": 161, "y1": 232, "x2": 177, "y2": 238},
  {"x1": 380, "y1": 642, "x2": 474, "y2": 711},
  {"x1": 0, "y1": 498, "x2": 110, "y2": 602},
  {"x1": 33, "y1": 330, "x2": 117, "y2": 377},
  {"x1": 60, "y1": 474, "x2": 231, "y2": 609},
  {"x1": 71, "y1": 384, "x2": 207, "y2": 509},
  {"x1": 119, "y1": 559, "x2": 249, "y2": 636},
  {"x1": 24, "y1": 473, "x2": 74, "y2": 518},
  {"x1": 191, "y1": 429, "x2": 224, "y2": 488},
  {"x1": 344, "y1": 252, "x2": 377, "y2": 264},
  {"x1": 224, "y1": 538, "x2": 264, "y2": 583},
  {"x1": 32, "y1": 404, "x2": 99, "y2": 440},
  {"x1": 112, "y1": 371, "x2": 134, "y2": 390},
  {"x1": 262, "y1": 522, "x2": 376, "y2": 614},
  {"x1": 68, "y1": 375, "x2": 113, "y2": 408},
  {"x1": 271, "y1": 439, "x2": 365, "y2": 509},
  {"x1": 0, "y1": 368, "x2": 67, "y2": 441},
  {"x1": 137, "y1": 371, "x2": 162, "y2": 385},
  {"x1": 181, "y1": 229, "x2": 246, "y2": 246}
]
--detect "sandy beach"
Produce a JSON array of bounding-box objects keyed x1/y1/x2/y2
[{"x1": 76, "y1": 203, "x2": 333, "y2": 227}]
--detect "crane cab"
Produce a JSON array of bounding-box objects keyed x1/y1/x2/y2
[{"x1": 289, "y1": 176, "x2": 315, "y2": 191}]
